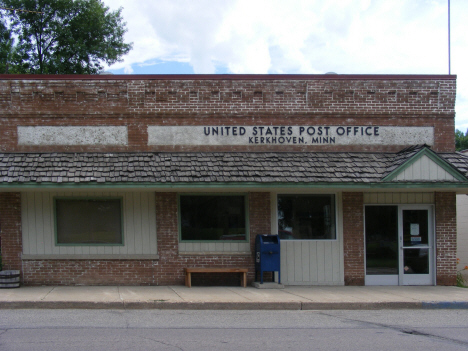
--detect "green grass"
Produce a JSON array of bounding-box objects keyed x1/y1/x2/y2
[{"x1": 457, "y1": 272, "x2": 468, "y2": 288}]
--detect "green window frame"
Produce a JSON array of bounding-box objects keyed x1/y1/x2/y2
[
  {"x1": 178, "y1": 194, "x2": 249, "y2": 242},
  {"x1": 54, "y1": 197, "x2": 124, "y2": 246}
]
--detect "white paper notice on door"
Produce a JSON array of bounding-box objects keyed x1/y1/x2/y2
[{"x1": 410, "y1": 223, "x2": 420, "y2": 236}]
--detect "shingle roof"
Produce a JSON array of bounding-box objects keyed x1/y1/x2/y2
[
  {"x1": 383, "y1": 145, "x2": 428, "y2": 176},
  {"x1": 440, "y1": 152, "x2": 468, "y2": 176},
  {"x1": 0, "y1": 146, "x2": 467, "y2": 185}
]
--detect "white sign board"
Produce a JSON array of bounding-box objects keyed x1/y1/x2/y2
[
  {"x1": 147, "y1": 126, "x2": 434, "y2": 146},
  {"x1": 18, "y1": 126, "x2": 128, "y2": 146}
]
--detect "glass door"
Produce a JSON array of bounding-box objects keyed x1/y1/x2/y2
[
  {"x1": 399, "y1": 206, "x2": 434, "y2": 285},
  {"x1": 365, "y1": 206, "x2": 399, "y2": 285}
]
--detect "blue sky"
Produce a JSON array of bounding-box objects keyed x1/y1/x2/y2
[{"x1": 104, "y1": 0, "x2": 468, "y2": 131}]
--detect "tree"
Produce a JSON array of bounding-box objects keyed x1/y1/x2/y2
[
  {"x1": 0, "y1": 14, "x2": 15, "y2": 73},
  {"x1": 455, "y1": 129, "x2": 468, "y2": 151},
  {"x1": 0, "y1": 0, "x2": 132, "y2": 74}
]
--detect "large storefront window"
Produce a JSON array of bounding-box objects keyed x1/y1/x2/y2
[
  {"x1": 55, "y1": 198, "x2": 123, "y2": 245},
  {"x1": 179, "y1": 195, "x2": 247, "y2": 241},
  {"x1": 277, "y1": 194, "x2": 336, "y2": 240}
]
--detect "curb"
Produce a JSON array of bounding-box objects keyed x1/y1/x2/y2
[
  {"x1": 300, "y1": 301, "x2": 423, "y2": 310},
  {"x1": 147, "y1": 301, "x2": 302, "y2": 310},
  {"x1": 421, "y1": 301, "x2": 468, "y2": 309},
  {"x1": 0, "y1": 301, "x2": 303, "y2": 310},
  {"x1": 0, "y1": 301, "x2": 125, "y2": 309},
  {"x1": 1, "y1": 300, "x2": 468, "y2": 310}
]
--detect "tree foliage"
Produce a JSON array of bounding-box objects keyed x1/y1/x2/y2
[
  {"x1": 455, "y1": 129, "x2": 468, "y2": 151},
  {"x1": 0, "y1": 14, "x2": 16, "y2": 73},
  {"x1": 0, "y1": 0, "x2": 132, "y2": 74}
]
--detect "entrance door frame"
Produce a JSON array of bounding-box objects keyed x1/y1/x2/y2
[
  {"x1": 398, "y1": 205, "x2": 435, "y2": 286},
  {"x1": 365, "y1": 204, "x2": 436, "y2": 286}
]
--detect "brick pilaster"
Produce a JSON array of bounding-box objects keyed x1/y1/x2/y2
[
  {"x1": 0, "y1": 193, "x2": 22, "y2": 272},
  {"x1": 343, "y1": 192, "x2": 365, "y2": 285},
  {"x1": 154, "y1": 192, "x2": 181, "y2": 285},
  {"x1": 248, "y1": 192, "x2": 271, "y2": 251},
  {"x1": 435, "y1": 192, "x2": 457, "y2": 285},
  {"x1": 248, "y1": 192, "x2": 271, "y2": 282}
]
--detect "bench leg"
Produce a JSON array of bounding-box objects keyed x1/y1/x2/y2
[
  {"x1": 241, "y1": 272, "x2": 247, "y2": 287},
  {"x1": 185, "y1": 272, "x2": 192, "y2": 288}
]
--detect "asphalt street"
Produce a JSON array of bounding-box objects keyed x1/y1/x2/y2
[{"x1": 1, "y1": 309, "x2": 468, "y2": 350}]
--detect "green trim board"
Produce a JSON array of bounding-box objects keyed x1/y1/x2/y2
[
  {"x1": 383, "y1": 148, "x2": 468, "y2": 182},
  {"x1": 3, "y1": 181, "x2": 468, "y2": 190},
  {"x1": 21, "y1": 254, "x2": 160, "y2": 260},
  {"x1": 177, "y1": 193, "x2": 250, "y2": 244},
  {"x1": 53, "y1": 196, "x2": 125, "y2": 246}
]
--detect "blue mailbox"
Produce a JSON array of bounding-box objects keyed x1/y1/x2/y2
[{"x1": 255, "y1": 234, "x2": 281, "y2": 284}]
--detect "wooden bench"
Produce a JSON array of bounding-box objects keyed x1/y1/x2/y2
[{"x1": 185, "y1": 268, "x2": 248, "y2": 288}]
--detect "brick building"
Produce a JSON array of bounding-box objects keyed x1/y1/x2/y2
[{"x1": 1, "y1": 74, "x2": 467, "y2": 286}]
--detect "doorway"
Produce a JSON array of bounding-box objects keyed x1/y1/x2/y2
[{"x1": 365, "y1": 205, "x2": 434, "y2": 285}]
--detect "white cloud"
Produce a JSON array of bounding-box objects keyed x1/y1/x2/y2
[{"x1": 104, "y1": 0, "x2": 468, "y2": 128}]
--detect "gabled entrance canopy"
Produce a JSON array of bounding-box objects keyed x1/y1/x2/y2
[{"x1": 383, "y1": 146, "x2": 468, "y2": 182}]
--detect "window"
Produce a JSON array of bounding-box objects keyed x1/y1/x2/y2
[
  {"x1": 179, "y1": 195, "x2": 247, "y2": 241},
  {"x1": 277, "y1": 194, "x2": 336, "y2": 240},
  {"x1": 55, "y1": 198, "x2": 123, "y2": 245}
]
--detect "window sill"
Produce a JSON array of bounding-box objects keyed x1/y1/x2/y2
[
  {"x1": 21, "y1": 254, "x2": 159, "y2": 260},
  {"x1": 179, "y1": 251, "x2": 251, "y2": 256}
]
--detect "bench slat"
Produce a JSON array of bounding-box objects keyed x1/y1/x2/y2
[{"x1": 186, "y1": 268, "x2": 248, "y2": 273}]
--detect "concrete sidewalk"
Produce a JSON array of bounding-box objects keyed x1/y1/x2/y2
[{"x1": 1, "y1": 285, "x2": 468, "y2": 310}]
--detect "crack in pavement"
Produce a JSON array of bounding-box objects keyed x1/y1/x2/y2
[
  {"x1": 168, "y1": 286, "x2": 184, "y2": 302},
  {"x1": 399, "y1": 328, "x2": 468, "y2": 347},
  {"x1": 139, "y1": 336, "x2": 185, "y2": 351},
  {"x1": 318, "y1": 311, "x2": 468, "y2": 347},
  {"x1": 226, "y1": 287, "x2": 253, "y2": 301},
  {"x1": 281, "y1": 289, "x2": 314, "y2": 302},
  {"x1": 117, "y1": 286, "x2": 124, "y2": 302},
  {"x1": 39, "y1": 286, "x2": 55, "y2": 301}
]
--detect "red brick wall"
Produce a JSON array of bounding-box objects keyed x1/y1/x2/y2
[
  {"x1": 343, "y1": 192, "x2": 365, "y2": 285},
  {"x1": 435, "y1": 192, "x2": 457, "y2": 285},
  {"x1": 0, "y1": 193, "x2": 22, "y2": 272},
  {"x1": 0, "y1": 77, "x2": 455, "y2": 117},
  {"x1": 248, "y1": 192, "x2": 271, "y2": 249},
  {"x1": 248, "y1": 192, "x2": 272, "y2": 282},
  {"x1": 22, "y1": 192, "x2": 271, "y2": 286},
  {"x1": 0, "y1": 76, "x2": 456, "y2": 153},
  {"x1": 23, "y1": 260, "x2": 156, "y2": 285},
  {"x1": 154, "y1": 192, "x2": 179, "y2": 285}
]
